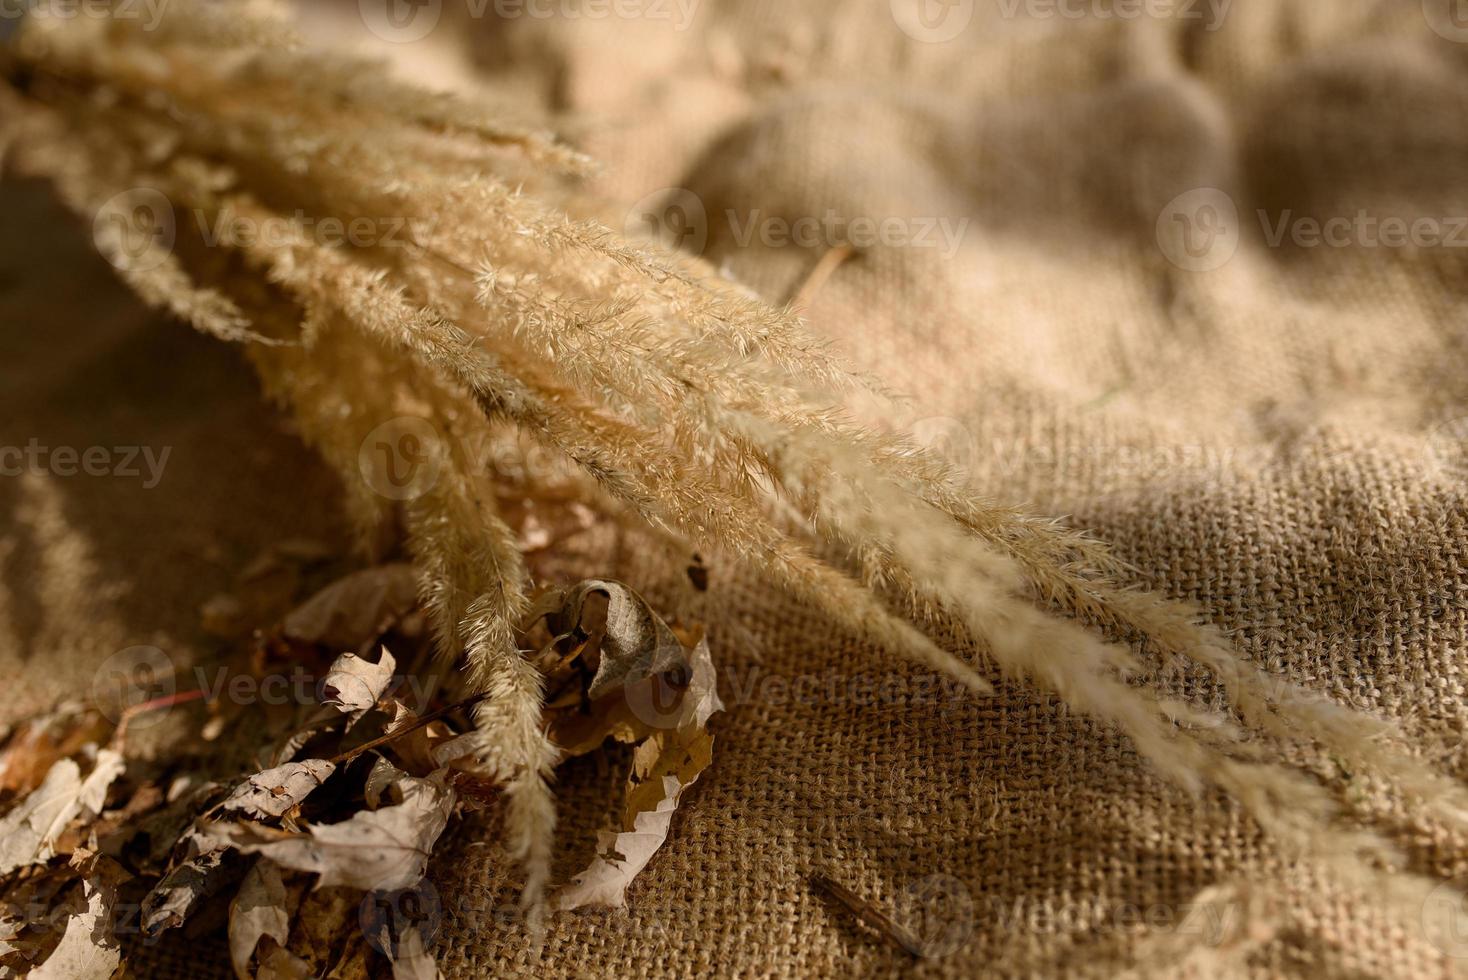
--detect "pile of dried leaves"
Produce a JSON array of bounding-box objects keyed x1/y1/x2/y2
[{"x1": 0, "y1": 553, "x2": 720, "y2": 978}]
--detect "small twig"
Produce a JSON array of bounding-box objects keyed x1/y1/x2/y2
[
  {"x1": 788, "y1": 245, "x2": 855, "y2": 316},
  {"x1": 327, "y1": 691, "x2": 491, "y2": 765},
  {"x1": 810, "y1": 873, "x2": 924, "y2": 958}
]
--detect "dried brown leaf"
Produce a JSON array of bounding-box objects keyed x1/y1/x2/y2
[
  {"x1": 322, "y1": 649, "x2": 398, "y2": 725},
  {"x1": 0, "y1": 704, "x2": 110, "y2": 796},
  {"x1": 140, "y1": 826, "x2": 236, "y2": 936},
  {"x1": 203, "y1": 772, "x2": 454, "y2": 892},
  {"x1": 386, "y1": 721, "x2": 460, "y2": 779},
  {"x1": 547, "y1": 634, "x2": 722, "y2": 757},
  {"x1": 528, "y1": 580, "x2": 689, "y2": 701},
  {"x1": 553, "y1": 631, "x2": 721, "y2": 910},
  {"x1": 0, "y1": 749, "x2": 124, "y2": 876},
  {"x1": 555, "y1": 728, "x2": 715, "y2": 910},
  {"x1": 222, "y1": 761, "x2": 337, "y2": 821}
]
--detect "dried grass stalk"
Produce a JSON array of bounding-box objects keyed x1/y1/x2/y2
[{"x1": 2, "y1": 0, "x2": 1464, "y2": 935}]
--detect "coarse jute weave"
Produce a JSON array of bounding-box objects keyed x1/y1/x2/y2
[{"x1": 3, "y1": 1, "x2": 1467, "y2": 976}]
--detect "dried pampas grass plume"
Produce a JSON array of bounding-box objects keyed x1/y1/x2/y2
[{"x1": 3, "y1": 0, "x2": 1465, "y2": 936}]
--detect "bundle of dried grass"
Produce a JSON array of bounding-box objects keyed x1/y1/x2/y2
[{"x1": 1, "y1": 0, "x2": 1463, "y2": 938}]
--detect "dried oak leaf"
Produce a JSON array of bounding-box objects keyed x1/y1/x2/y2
[
  {"x1": 322, "y1": 649, "x2": 397, "y2": 725},
  {"x1": 202, "y1": 771, "x2": 454, "y2": 892},
  {"x1": 221, "y1": 761, "x2": 337, "y2": 821},
  {"x1": 0, "y1": 748, "x2": 124, "y2": 876}
]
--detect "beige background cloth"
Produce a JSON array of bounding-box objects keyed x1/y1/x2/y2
[{"x1": 4, "y1": 0, "x2": 1468, "y2": 975}]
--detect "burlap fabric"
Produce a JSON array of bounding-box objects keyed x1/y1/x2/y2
[{"x1": 5, "y1": 1, "x2": 1468, "y2": 976}]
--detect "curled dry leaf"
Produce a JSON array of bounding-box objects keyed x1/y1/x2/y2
[
  {"x1": 202, "y1": 771, "x2": 455, "y2": 892},
  {"x1": 529, "y1": 580, "x2": 690, "y2": 701},
  {"x1": 269, "y1": 712, "x2": 344, "y2": 768},
  {"x1": 229, "y1": 860, "x2": 293, "y2": 980},
  {"x1": 556, "y1": 728, "x2": 716, "y2": 910},
  {"x1": 222, "y1": 760, "x2": 337, "y2": 821},
  {"x1": 282, "y1": 565, "x2": 420, "y2": 651},
  {"x1": 364, "y1": 758, "x2": 405, "y2": 811},
  {"x1": 547, "y1": 633, "x2": 722, "y2": 758},
  {"x1": 0, "y1": 748, "x2": 124, "y2": 877},
  {"x1": 322, "y1": 649, "x2": 397, "y2": 725},
  {"x1": 531, "y1": 581, "x2": 724, "y2": 911},
  {"x1": 141, "y1": 825, "x2": 237, "y2": 936}
]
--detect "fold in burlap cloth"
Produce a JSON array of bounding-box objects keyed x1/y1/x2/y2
[{"x1": 3, "y1": 1, "x2": 1466, "y2": 976}]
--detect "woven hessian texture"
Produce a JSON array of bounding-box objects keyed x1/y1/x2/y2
[{"x1": 4, "y1": 1, "x2": 1468, "y2": 976}]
